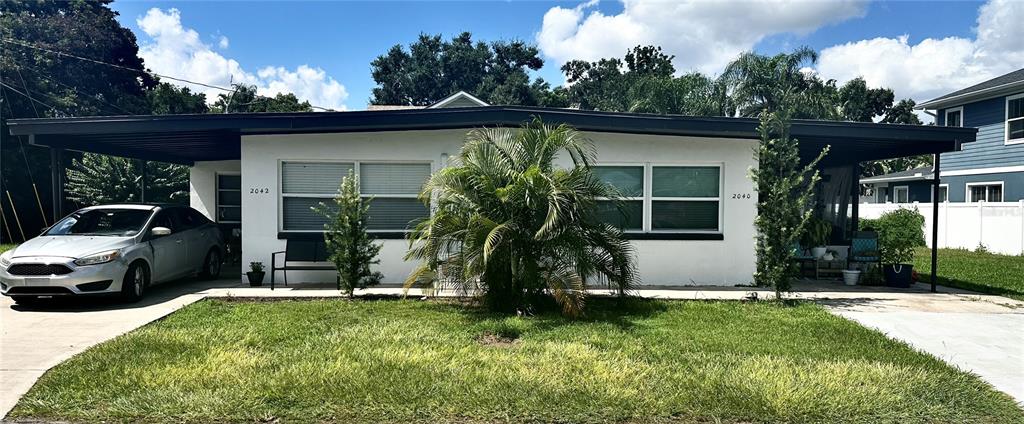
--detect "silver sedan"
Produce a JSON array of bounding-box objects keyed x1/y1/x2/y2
[{"x1": 0, "y1": 204, "x2": 225, "y2": 305}]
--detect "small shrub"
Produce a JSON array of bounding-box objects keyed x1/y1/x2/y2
[
  {"x1": 974, "y1": 243, "x2": 990, "y2": 254},
  {"x1": 249, "y1": 262, "x2": 264, "y2": 273},
  {"x1": 864, "y1": 208, "x2": 925, "y2": 265}
]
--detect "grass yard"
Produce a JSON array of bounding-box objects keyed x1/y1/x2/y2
[
  {"x1": 0, "y1": 244, "x2": 15, "y2": 253},
  {"x1": 11, "y1": 299, "x2": 1023, "y2": 423},
  {"x1": 914, "y1": 247, "x2": 1024, "y2": 300}
]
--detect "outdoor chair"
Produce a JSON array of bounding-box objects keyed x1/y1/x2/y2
[{"x1": 848, "y1": 231, "x2": 880, "y2": 269}]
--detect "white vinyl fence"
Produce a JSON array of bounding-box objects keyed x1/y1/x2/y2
[{"x1": 856, "y1": 201, "x2": 1024, "y2": 256}]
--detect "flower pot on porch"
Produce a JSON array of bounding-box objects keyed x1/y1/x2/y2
[
  {"x1": 884, "y1": 264, "x2": 913, "y2": 288},
  {"x1": 810, "y1": 247, "x2": 828, "y2": 259},
  {"x1": 841, "y1": 270, "x2": 861, "y2": 286},
  {"x1": 246, "y1": 271, "x2": 265, "y2": 286}
]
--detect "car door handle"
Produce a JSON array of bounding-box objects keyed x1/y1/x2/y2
[{"x1": 175, "y1": 239, "x2": 183, "y2": 243}]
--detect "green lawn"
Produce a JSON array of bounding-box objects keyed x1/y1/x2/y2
[
  {"x1": 11, "y1": 299, "x2": 1022, "y2": 423},
  {"x1": 0, "y1": 244, "x2": 15, "y2": 254},
  {"x1": 914, "y1": 247, "x2": 1024, "y2": 300}
]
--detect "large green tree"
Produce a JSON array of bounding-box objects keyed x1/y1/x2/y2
[
  {"x1": 210, "y1": 83, "x2": 312, "y2": 113},
  {"x1": 370, "y1": 32, "x2": 558, "y2": 107},
  {"x1": 147, "y1": 82, "x2": 208, "y2": 115},
  {"x1": 562, "y1": 45, "x2": 731, "y2": 115},
  {"x1": 1, "y1": 0, "x2": 156, "y2": 241},
  {"x1": 405, "y1": 119, "x2": 637, "y2": 316}
]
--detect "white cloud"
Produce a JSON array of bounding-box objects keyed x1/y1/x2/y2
[
  {"x1": 815, "y1": 0, "x2": 1023, "y2": 105},
  {"x1": 536, "y1": 0, "x2": 867, "y2": 75},
  {"x1": 136, "y1": 8, "x2": 348, "y2": 110}
]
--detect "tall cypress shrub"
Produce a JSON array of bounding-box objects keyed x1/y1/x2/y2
[{"x1": 314, "y1": 171, "x2": 383, "y2": 297}]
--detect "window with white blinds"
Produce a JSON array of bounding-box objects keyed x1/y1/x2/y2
[{"x1": 281, "y1": 161, "x2": 431, "y2": 231}]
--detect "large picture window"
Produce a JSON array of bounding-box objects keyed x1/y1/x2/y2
[
  {"x1": 592, "y1": 164, "x2": 722, "y2": 233},
  {"x1": 280, "y1": 161, "x2": 431, "y2": 232},
  {"x1": 1007, "y1": 94, "x2": 1023, "y2": 145}
]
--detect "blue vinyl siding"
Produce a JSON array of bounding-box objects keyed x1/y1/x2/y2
[
  {"x1": 941, "y1": 172, "x2": 1024, "y2": 202},
  {"x1": 938, "y1": 93, "x2": 1024, "y2": 171}
]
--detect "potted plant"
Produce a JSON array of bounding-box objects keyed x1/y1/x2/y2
[
  {"x1": 875, "y1": 209, "x2": 925, "y2": 288},
  {"x1": 801, "y1": 216, "x2": 832, "y2": 258},
  {"x1": 246, "y1": 262, "x2": 265, "y2": 286}
]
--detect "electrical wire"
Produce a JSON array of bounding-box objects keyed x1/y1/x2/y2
[{"x1": 1, "y1": 37, "x2": 337, "y2": 112}]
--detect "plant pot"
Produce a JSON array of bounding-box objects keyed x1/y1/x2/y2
[
  {"x1": 811, "y1": 247, "x2": 828, "y2": 259},
  {"x1": 884, "y1": 264, "x2": 913, "y2": 288},
  {"x1": 246, "y1": 271, "x2": 265, "y2": 286},
  {"x1": 841, "y1": 270, "x2": 861, "y2": 286}
]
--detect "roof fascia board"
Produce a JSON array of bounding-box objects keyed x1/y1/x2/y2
[{"x1": 918, "y1": 81, "x2": 1024, "y2": 109}]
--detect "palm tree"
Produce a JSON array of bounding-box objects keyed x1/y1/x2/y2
[
  {"x1": 404, "y1": 118, "x2": 637, "y2": 316},
  {"x1": 721, "y1": 47, "x2": 837, "y2": 118}
]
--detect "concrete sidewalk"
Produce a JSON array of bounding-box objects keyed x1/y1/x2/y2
[{"x1": 3, "y1": 279, "x2": 1022, "y2": 418}]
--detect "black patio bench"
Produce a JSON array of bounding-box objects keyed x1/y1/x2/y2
[{"x1": 271, "y1": 239, "x2": 337, "y2": 290}]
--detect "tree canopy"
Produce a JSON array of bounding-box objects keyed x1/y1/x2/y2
[
  {"x1": 210, "y1": 83, "x2": 313, "y2": 113},
  {"x1": 370, "y1": 32, "x2": 561, "y2": 107}
]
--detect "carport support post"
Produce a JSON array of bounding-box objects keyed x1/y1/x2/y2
[
  {"x1": 50, "y1": 146, "x2": 64, "y2": 223},
  {"x1": 930, "y1": 153, "x2": 940, "y2": 293},
  {"x1": 139, "y1": 159, "x2": 147, "y2": 203}
]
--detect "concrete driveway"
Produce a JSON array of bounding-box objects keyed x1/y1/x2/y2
[
  {"x1": 0, "y1": 277, "x2": 238, "y2": 418},
  {"x1": 823, "y1": 290, "x2": 1024, "y2": 404}
]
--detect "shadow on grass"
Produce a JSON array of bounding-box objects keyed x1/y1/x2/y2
[{"x1": 925, "y1": 275, "x2": 1024, "y2": 300}]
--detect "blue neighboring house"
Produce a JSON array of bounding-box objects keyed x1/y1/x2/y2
[{"x1": 862, "y1": 68, "x2": 1024, "y2": 203}]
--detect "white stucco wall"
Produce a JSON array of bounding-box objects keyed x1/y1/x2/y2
[
  {"x1": 232, "y1": 129, "x2": 758, "y2": 286},
  {"x1": 189, "y1": 160, "x2": 240, "y2": 220}
]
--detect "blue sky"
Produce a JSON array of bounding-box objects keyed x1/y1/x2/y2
[{"x1": 109, "y1": 0, "x2": 1019, "y2": 112}]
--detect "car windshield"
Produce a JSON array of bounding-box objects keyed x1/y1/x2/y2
[{"x1": 46, "y1": 209, "x2": 153, "y2": 237}]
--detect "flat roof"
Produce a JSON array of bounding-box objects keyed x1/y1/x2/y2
[{"x1": 7, "y1": 106, "x2": 976, "y2": 166}]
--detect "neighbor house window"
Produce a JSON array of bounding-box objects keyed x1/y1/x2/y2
[
  {"x1": 1007, "y1": 94, "x2": 1024, "y2": 144},
  {"x1": 592, "y1": 164, "x2": 722, "y2": 233},
  {"x1": 875, "y1": 186, "x2": 887, "y2": 203},
  {"x1": 967, "y1": 182, "x2": 1003, "y2": 203},
  {"x1": 216, "y1": 174, "x2": 241, "y2": 223},
  {"x1": 945, "y1": 106, "x2": 963, "y2": 127},
  {"x1": 893, "y1": 186, "x2": 909, "y2": 204},
  {"x1": 936, "y1": 184, "x2": 948, "y2": 203},
  {"x1": 280, "y1": 161, "x2": 430, "y2": 231}
]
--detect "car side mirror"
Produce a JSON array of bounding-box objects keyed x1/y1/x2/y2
[{"x1": 151, "y1": 227, "x2": 172, "y2": 237}]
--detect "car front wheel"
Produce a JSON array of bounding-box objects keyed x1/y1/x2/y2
[
  {"x1": 200, "y1": 249, "x2": 221, "y2": 280},
  {"x1": 121, "y1": 262, "x2": 148, "y2": 302}
]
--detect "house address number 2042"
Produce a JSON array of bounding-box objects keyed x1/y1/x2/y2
[{"x1": 250, "y1": 187, "x2": 270, "y2": 194}]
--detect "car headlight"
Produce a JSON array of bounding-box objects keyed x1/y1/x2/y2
[
  {"x1": 0, "y1": 251, "x2": 11, "y2": 268},
  {"x1": 74, "y1": 249, "x2": 121, "y2": 266}
]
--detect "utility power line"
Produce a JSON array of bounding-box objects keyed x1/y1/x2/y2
[{"x1": 1, "y1": 37, "x2": 337, "y2": 112}]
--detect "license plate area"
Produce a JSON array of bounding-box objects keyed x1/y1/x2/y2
[{"x1": 25, "y1": 277, "x2": 51, "y2": 285}]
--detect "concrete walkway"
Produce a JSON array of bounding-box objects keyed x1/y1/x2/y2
[{"x1": 3, "y1": 279, "x2": 1022, "y2": 419}]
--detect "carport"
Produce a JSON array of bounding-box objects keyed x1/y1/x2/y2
[{"x1": 6, "y1": 106, "x2": 977, "y2": 291}]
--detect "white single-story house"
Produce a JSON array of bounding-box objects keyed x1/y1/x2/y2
[{"x1": 6, "y1": 92, "x2": 977, "y2": 287}]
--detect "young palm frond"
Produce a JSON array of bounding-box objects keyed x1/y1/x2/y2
[{"x1": 404, "y1": 117, "x2": 637, "y2": 316}]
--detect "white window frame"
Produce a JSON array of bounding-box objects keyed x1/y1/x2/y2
[
  {"x1": 215, "y1": 172, "x2": 241, "y2": 224},
  {"x1": 1006, "y1": 93, "x2": 1024, "y2": 145},
  {"x1": 965, "y1": 181, "x2": 1004, "y2": 203},
  {"x1": 875, "y1": 186, "x2": 887, "y2": 203},
  {"x1": 893, "y1": 185, "x2": 909, "y2": 204},
  {"x1": 933, "y1": 184, "x2": 949, "y2": 203},
  {"x1": 593, "y1": 162, "x2": 724, "y2": 234},
  {"x1": 592, "y1": 163, "x2": 645, "y2": 232},
  {"x1": 944, "y1": 106, "x2": 964, "y2": 127},
  {"x1": 278, "y1": 159, "x2": 432, "y2": 233}
]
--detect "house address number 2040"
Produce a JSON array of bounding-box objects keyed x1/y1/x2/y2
[
  {"x1": 732, "y1": 193, "x2": 752, "y2": 199},
  {"x1": 250, "y1": 187, "x2": 270, "y2": 194}
]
